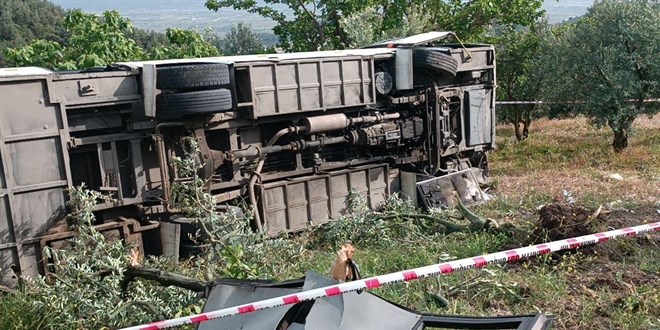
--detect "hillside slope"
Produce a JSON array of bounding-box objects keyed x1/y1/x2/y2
[{"x1": 0, "y1": 0, "x2": 67, "y2": 67}]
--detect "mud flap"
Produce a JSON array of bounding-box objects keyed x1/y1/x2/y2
[{"x1": 416, "y1": 168, "x2": 490, "y2": 209}]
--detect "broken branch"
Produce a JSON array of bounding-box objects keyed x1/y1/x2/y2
[
  {"x1": 455, "y1": 196, "x2": 500, "y2": 229},
  {"x1": 378, "y1": 213, "x2": 470, "y2": 233},
  {"x1": 120, "y1": 266, "x2": 212, "y2": 293}
]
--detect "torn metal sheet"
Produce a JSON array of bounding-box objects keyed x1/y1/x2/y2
[
  {"x1": 198, "y1": 271, "x2": 552, "y2": 330},
  {"x1": 297, "y1": 272, "x2": 421, "y2": 329},
  {"x1": 417, "y1": 168, "x2": 491, "y2": 209}
]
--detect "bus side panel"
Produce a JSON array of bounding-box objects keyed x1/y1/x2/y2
[{"x1": 0, "y1": 79, "x2": 69, "y2": 284}]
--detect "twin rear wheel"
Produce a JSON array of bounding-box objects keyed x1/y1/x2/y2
[
  {"x1": 155, "y1": 63, "x2": 233, "y2": 119},
  {"x1": 154, "y1": 51, "x2": 457, "y2": 119}
]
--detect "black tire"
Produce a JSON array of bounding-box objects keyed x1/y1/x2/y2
[
  {"x1": 413, "y1": 49, "x2": 458, "y2": 77},
  {"x1": 156, "y1": 64, "x2": 230, "y2": 90},
  {"x1": 157, "y1": 89, "x2": 233, "y2": 119},
  {"x1": 470, "y1": 151, "x2": 489, "y2": 178},
  {"x1": 170, "y1": 216, "x2": 206, "y2": 258}
]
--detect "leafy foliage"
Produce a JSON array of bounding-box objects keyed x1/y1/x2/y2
[
  {"x1": 542, "y1": 0, "x2": 660, "y2": 151},
  {"x1": 206, "y1": 0, "x2": 544, "y2": 51},
  {"x1": 129, "y1": 28, "x2": 171, "y2": 53},
  {"x1": 64, "y1": 10, "x2": 146, "y2": 67},
  {"x1": 339, "y1": 5, "x2": 433, "y2": 48},
  {"x1": 169, "y1": 138, "x2": 306, "y2": 280},
  {"x1": 4, "y1": 39, "x2": 67, "y2": 70},
  {"x1": 309, "y1": 191, "x2": 399, "y2": 248},
  {"x1": 494, "y1": 19, "x2": 553, "y2": 141},
  {"x1": 430, "y1": 0, "x2": 544, "y2": 41},
  {"x1": 0, "y1": 293, "x2": 53, "y2": 330},
  {"x1": 152, "y1": 28, "x2": 221, "y2": 60},
  {"x1": 17, "y1": 184, "x2": 197, "y2": 329},
  {"x1": 219, "y1": 23, "x2": 270, "y2": 56},
  {"x1": 206, "y1": 0, "x2": 350, "y2": 51},
  {"x1": 308, "y1": 191, "x2": 475, "y2": 250},
  {"x1": 5, "y1": 10, "x2": 221, "y2": 70},
  {"x1": 0, "y1": 0, "x2": 67, "y2": 67}
]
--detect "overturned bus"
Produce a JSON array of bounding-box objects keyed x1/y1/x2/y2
[{"x1": 0, "y1": 32, "x2": 496, "y2": 285}]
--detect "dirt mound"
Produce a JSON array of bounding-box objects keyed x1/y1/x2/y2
[{"x1": 531, "y1": 203, "x2": 599, "y2": 243}]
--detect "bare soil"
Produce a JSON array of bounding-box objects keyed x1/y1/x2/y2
[
  {"x1": 486, "y1": 117, "x2": 660, "y2": 329},
  {"x1": 505, "y1": 205, "x2": 660, "y2": 329},
  {"x1": 531, "y1": 202, "x2": 598, "y2": 242}
]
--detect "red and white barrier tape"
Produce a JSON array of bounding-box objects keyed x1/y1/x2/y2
[
  {"x1": 496, "y1": 98, "x2": 660, "y2": 105},
  {"x1": 121, "y1": 221, "x2": 660, "y2": 330}
]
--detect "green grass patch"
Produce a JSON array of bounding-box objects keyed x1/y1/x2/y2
[{"x1": 1, "y1": 116, "x2": 658, "y2": 329}]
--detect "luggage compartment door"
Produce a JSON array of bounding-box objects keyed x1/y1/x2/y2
[{"x1": 0, "y1": 78, "x2": 69, "y2": 284}]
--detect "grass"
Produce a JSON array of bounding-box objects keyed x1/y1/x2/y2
[
  {"x1": 490, "y1": 116, "x2": 660, "y2": 208},
  {"x1": 0, "y1": 115, "x2": 657, "y2": 329},
  {"x1": 271, "y1": 115, "x2": 660, "y2": 330}
]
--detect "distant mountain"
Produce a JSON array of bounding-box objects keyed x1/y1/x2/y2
[
  {"x1": 50, "y1": 0, "x2": 283, "y2": 35},
  {"x1": 0, "y1": 0, "x2": 68, "y2": 67},
  {"x1": 50, "y1": 0, "x2": 595, "y2": 35}
]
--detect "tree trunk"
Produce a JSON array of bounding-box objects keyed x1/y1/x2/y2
[
  {"x1": 610, "y1": 116, "x2": 634, "y2": 152},
  {"x1": 612, "y1": 128, "x2": 628, "y2": 152},
  {"x1": 513, "y1": 107, "x2": 523, "y2": 142},
  {"x1": 521, "y1": 105, "x2": 533, "y2": 141},
  {"x1": 514, "y1": 122, "x2": 523, "y2": 142},
  {"x1": 330, "y1": 10, "x2": 350, "y2": 49}
]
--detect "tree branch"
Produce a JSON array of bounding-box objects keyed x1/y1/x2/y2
[
  {"x1": 596, "y1": 48, "x2": 616, "y2": 91},
  {"x1": 0, "y1": 284, "x2": 18, "y2": 295},
  {"x1": 623, "y1": 38, "x2": 649, "y2": 110},
  {"x1": 120, "y1": 266, "x2": 212, "y2": 294},
  {"x1": 329, "y1": 8, "x2": 350, "y2": 48},
  {"x1": 297, "y1": 0, "x2": 325, "y2": 49}
]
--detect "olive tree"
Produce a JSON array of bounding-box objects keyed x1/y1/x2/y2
[
  {"x1": 206, "y1": 0, "x2": 376, "y2": 51},
  {"x1": 339, "y1": 5, "x2": 434, "y2": 48},
  {"x1": 495, "y1": 20, "x2": 552, "y2": 141},
  {"x1": 545, "y1": 0, "x2": 660, "y2": 151},
  {"x1": 427, "y1": 0, "x2": 544, "y2": 41},
  {"x1": 219, "y1": 23, "x2": 269, "y2": 56},
  {"x1": 20, "y1": 185, "x2": 198, "y2": 329}
]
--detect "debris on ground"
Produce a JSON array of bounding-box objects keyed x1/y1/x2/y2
[
  {"x1": 455, "y1": 195, "x2": 500, "y2": 230},
  {"x1": 608, "y1": 173, "x2": 624, "y2": 181},
  {"x1": 330, "y1": 243, "x2": 359, "y2": 282},
  {"x1": 604, "y1": 199, "x2": 625, "y2": 211},
  {"x1": 531, "y1": 202, "x2": 603, "y2": 243},
  {"x1": 197, "y1": 271, "x2": 553, "y2": 330}
]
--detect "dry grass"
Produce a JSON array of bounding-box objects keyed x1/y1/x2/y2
[
  {"x1": 491, "y1": 115, "x2": 660, "y2": 207},
  {"x1": 287, "y1": 116, "x2": 660, "y2": 329},
  {"x1": 4, "y1": 115, "x2": 656, "y2": 330},
  {"x1": 457, "y1": 115, "x2": 660, "y2": 329}
]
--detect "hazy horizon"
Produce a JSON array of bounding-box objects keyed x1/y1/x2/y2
[{"x1": 50, "y1": 0, "x2": 594, "y2": 35}]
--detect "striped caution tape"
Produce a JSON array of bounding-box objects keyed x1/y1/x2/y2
[
  {"x1": 496, "y1": 98, "x2": 660, "y2": 105},
  {"x1": 121, "y1": 221, "x2": 660, "y2": 330}
]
